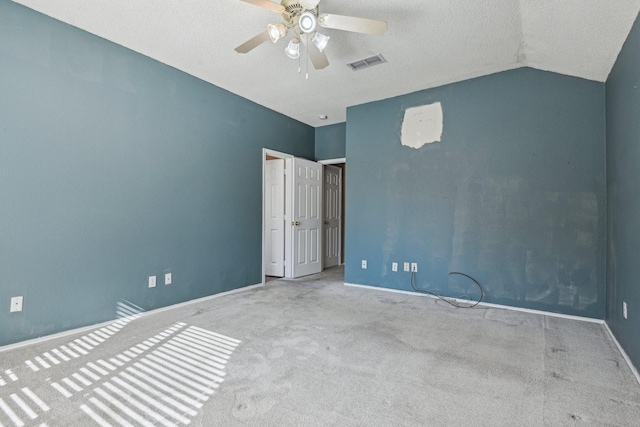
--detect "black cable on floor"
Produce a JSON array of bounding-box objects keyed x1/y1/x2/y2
[{"x1": 410, "y1": 271, "x2": 485, "y2": 309}]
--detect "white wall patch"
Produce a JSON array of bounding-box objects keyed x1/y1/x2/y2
[{"x1": 401, "y1": 102, "x2": 443, "y2": 149}]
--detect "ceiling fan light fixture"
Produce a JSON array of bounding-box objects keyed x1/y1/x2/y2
[
  {"x1": 285, "y1": 37, "x2": 300, "y2": 59},
  {"x1": 311, "y1": 32, "x2": 330, "y2": 52},
  {"x1": 298, "y1": 12, "x2": 317, "y2": 33},
  {"x1": 268, "y1": 23, "x2": 287, "y2": 43}
]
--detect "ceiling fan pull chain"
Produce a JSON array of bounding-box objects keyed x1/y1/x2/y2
[{"x1": 306, "y1": 33, "x2": 310, "y2": 80}]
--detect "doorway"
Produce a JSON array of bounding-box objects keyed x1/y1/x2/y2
[
  {"x1": 262, "y1": 149, "x2": 327, "y2": 282},
  {"x1": 319, "y1": 158, "x2": 346, "y2": 266},
  {"x1": 262, "y1": 148, "x2": 346, "y2": 283}
]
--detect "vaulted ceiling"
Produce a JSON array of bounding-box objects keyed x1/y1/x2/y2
[{"x1": 13, "y1": 0, "x2": 640, "y2": 127}]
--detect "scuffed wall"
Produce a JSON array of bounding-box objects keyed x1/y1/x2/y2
[
  {"x1": 401, "y1": 102, "x2": 443, "y2": 148},
  {"x1": 606, "y1": 12, "x2": 640, "y2": 370},
  {"x1": 345, "y1": 67, "x2": 605, "y2": 318}
]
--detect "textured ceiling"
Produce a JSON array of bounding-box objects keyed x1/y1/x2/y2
[{"x1": 12, "y1": 0, "x2": 640, "y2": 127}]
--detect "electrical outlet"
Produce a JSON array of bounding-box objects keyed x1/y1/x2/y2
[
  {"x1": 10, "y1": 296, "x2": 23, "y2": 313},
  {"x1": 623, "y1": 301, "x2": 628, "y2": 319},
  {"x1": 404, "y1": 262, "x2": 410, "y2": 272},
  {"x1": 392, "y1": 262, "x2": 398, "y2": 272},
  {"x1": 361, "y1": 260, "x2": 367, "y2": 269},
  {"x1": 165, "y1": 273, "x2": 172, "y2": 285},
  {"x1": 411, "y1": 263, "x2": 418, "y2": 272},
  {"x1": 148, "y1": 275, "x2": 157, "y2": 288}
]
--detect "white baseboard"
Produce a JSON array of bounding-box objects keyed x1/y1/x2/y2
[
  {"x1": 344, "y1": 282, "x2": 604, "y2": 324},
  {"x1": 0, "y1": 282, "x2": 263, "y2": 353},
  {"x1": 141, "y1": 282, "x2": 263, "y2": 316},
  {"x1": 0, "y1": 318, "x2": 122, "y2": 354},
  {"x1": 604, "y1": 322, "x2": 640, "y2": 385}
]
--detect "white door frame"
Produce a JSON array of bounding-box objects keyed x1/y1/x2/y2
[
  {"x1": 262, "y1": 149, "x2": 294, "y2": 284},
  {"x1": 318, "y1": 157, "x2": 346, "y2": 165}
]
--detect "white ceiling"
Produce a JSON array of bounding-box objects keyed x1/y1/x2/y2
[{"x1": 12, "y1": 0, "x2": 640, "y2": 127}]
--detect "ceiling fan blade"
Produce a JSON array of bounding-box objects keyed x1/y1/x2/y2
[
  {"x1": 235, "y1": 30, "x2": 271, "y2": 53},
  {"x1": 301, "y1": 34, "x2": 329, "y2": 69},
  {"x1": 318, "y1": 13, "x2": 387, "y2": 36},
  {"x1": 240, "y1": 0, "x2": 285, "y2": 14},
  {"x1": 300, "y1": 0, "x2": 321, "y2": 8}
]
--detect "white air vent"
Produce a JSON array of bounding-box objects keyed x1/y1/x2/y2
[{"x1": 347, "y1": 54, "x2": 387, "y2": 71}]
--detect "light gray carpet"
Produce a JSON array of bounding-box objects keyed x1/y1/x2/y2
[{"x1": 1, "y1": 266, "x2": 639, "y2": 426}]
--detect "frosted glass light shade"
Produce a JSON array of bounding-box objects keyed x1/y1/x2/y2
[
  {"x1": 312, "y1": 32, "x2": 330, "y2": 52},
  {"x1": 268, "y1": 23, "x2": 287, "y2": 43},
  {"x1": 285, "y1": 38, "x2": 300, "y2": 59}
]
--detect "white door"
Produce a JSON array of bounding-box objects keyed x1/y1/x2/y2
[
  {"x1": 291, "y1": 157, "x2": 323, "y2": 278},
  {"x1": 264, "y1": 159, "x2": 285, "y2": 276},
  {"x1": 323, "y1": 165, "x2": 342, "y2": 268}
]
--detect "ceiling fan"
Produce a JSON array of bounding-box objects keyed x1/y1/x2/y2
[{"x1": 234, "y1": 0, "x2": 388, "y2": 70}]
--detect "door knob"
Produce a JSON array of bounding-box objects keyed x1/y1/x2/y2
[
  {"x1": 324, "y1": 221, "x2": 329, "y2": 225},
  {"x1": 292, "y1": 221, "x2": 301, "y2": 226}
]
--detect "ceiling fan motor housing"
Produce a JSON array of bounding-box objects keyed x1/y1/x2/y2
[
  {"x1": 281, "y1": 1, "x2": 319, "y2": 31},
  {"x1": 283, "y1": 1, "x2": 305, "y2": 17}
]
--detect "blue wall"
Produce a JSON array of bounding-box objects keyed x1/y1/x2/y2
[
  {"x1": 606, "y1": 13, "x2": 640, "y2": 369},
  {"x1": 0, "y1": 1, "x2": 314, "y2": 346},
  {"x1": 345, "y1": 67, "x2": 606, "y2": 318},
  {"x1": 315, "y1": 122, "x2": 346, "y2": 160}
]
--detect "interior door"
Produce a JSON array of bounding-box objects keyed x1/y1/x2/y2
[
  {"x1": 264, "y1": 159, "x2": 285, "y2": 277},
  {"x1": 323, "y1": 165, "x2": 341, "y2": 268},
  {"x1": 292, "y1": 157, "x2": 323, "y2": 278}
]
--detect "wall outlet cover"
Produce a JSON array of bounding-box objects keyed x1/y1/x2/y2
[
  {"x1": 148, "y1": 275, "x2": 157, "y2": 288},
  {"x1": 392, "y1": 262, "x2": 398, "y2": 272},
  {"x1": 10, "y1": 296, "x2": 23, "y2": 313},
  {"x1": 165, "y1": 273, "x2": 172, "y2": 285},
  {"x1": 404, "y1": 262, "x2": 410, "y2": 272},
  {"x1": 623, "y1": 301, "x2": 628, "y2": 319},
  {"x1": 411, "y1": 263, "x2": 418, "y2": 272},
  {"x1": 361, "y1": 260, "x2": 367, "y2": 269}
]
